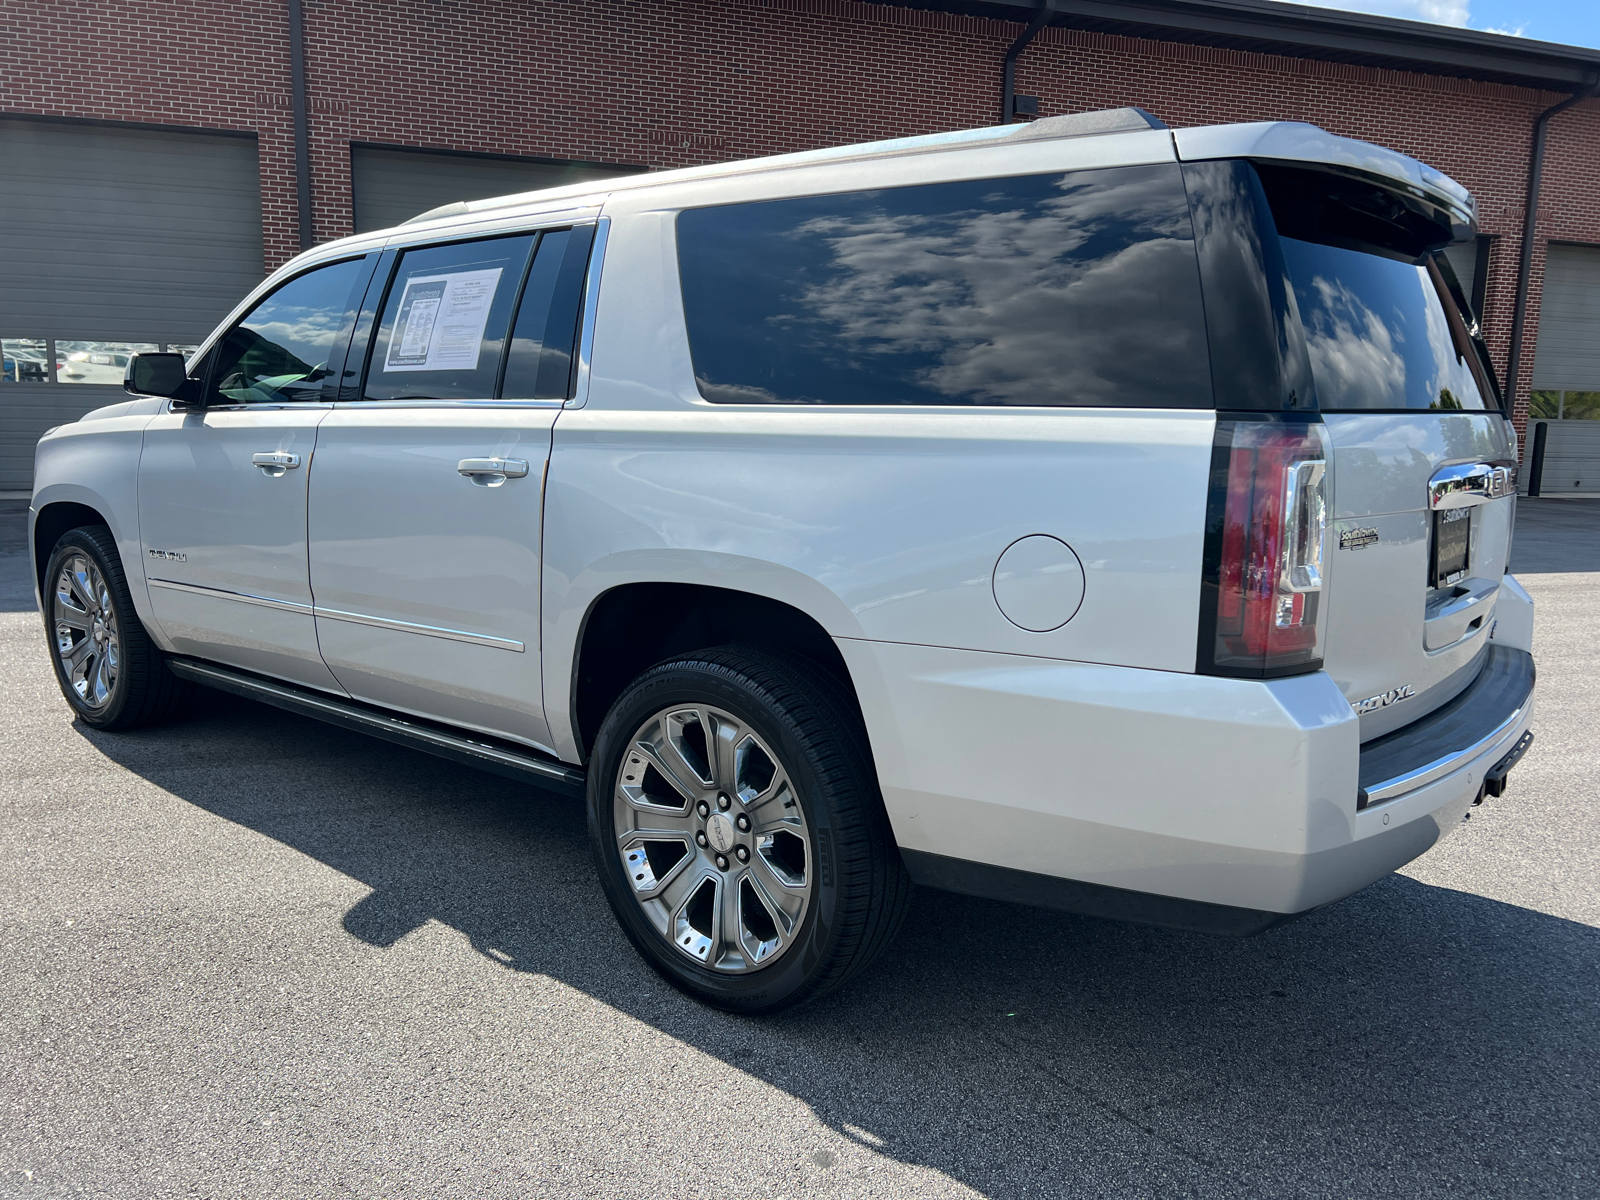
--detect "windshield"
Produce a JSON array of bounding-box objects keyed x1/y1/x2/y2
[{"x1": 1281, "y1": 237, "x2": 1496, "y2": 412}]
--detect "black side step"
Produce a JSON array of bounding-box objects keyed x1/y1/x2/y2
[{"x1": 167, "y1": 658, "x2": 587, "y2": 797}]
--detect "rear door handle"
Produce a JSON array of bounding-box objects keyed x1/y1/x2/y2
[
  {"x1": 252, "y1": 451, "x2": 302, "y2": 477},
  {"x1": 458, "y1": 457, "x2": 529, "y2": 487}
]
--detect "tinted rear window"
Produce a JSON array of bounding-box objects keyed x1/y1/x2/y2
[
  {"x1": 676, "y1": 164, "x2": 1212, "y2": 407},
  {"x1": 1281, "y1": 238, "x2": 1495, "y2": 412}
]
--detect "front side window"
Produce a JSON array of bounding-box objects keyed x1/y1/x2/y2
[
  {"x1": 1281, "y1": 239, "x2": 1495, "y2": 412},
  {"x1": 208, "y1": 258, "x2": 368, "y2": 405},
  {"x1": 363, "y1": 235, "x2": 534, "y2": 402},
  {"x1": 676, "y1": 164, "x2": 1212, "y2": 407}
]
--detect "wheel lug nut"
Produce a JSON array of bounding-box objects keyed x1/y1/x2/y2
[
  {"x1": 736, "y1": 814, "x2": 750, "y2": 832},
  {"x1": 715, "y1": 854, "x2": 729, "y2": 871},
  {"x1": 717, "y1": 793, "x2": 731, "y2": 811},
  {"x1": 697, "y1": 800, "x2": 710, "y2": 818},
  {"x1": 736, "y1": 846, "x2": 749, "y2": 863},
  {"x1": 696, "y1": 832, "x2": 708, "y2": 847}
]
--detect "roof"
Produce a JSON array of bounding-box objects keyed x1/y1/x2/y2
[
  {"x1": 881, "y1": 0, "x2": 1600, "y2": 91},
  {"x1": 390, "y1": 110, "x2": 1472, "y2": 238}
]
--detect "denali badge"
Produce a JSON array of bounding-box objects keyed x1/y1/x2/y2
[
  {"x1": 1339, "y1": 527, "x2": 1379, "y2": 551},
  {"x1": 1352, "y1": 684, "x2": 1416, "y2": 715},
  {"x1": 147, "y1": 548, "x2": 187, "y2": 563}
]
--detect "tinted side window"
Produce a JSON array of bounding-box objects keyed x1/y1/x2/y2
[
  {"x1": 500, "y1": 225, "x2": 596, "y2": 399},
  {"x1": 207, "y1": 257, "x2": 368, "y2": 405},
  {"x1": 676, "y1": 164, "x2": 1211, "y2": 407},
  {"x1": 364, "y1": 235, "x2": 534, "y2": 401}
]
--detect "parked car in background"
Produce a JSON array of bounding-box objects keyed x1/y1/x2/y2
[{"x1": 30, "y1": 109, "x2": 1536, "y2": 1011}]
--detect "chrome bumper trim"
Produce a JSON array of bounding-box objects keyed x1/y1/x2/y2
[{"x1": 1361, "y1": 695, "x2": 1532, "y2": 806}]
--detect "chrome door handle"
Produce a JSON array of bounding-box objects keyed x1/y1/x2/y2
[
  {"x1": 458, "y1": 457, "x2": 529, "y2": 487},
  {"x1": 252, "y1": 451, "x2": 302, "y2": 477}
]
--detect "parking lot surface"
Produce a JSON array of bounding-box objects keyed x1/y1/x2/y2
[{"x1": 2, "y1": 497, "x2": 1597, "y2": 1199}]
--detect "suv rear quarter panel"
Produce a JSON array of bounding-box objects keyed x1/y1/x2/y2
[{"x1": 542, "y1": 146, "x2": 1217, "y2": 761}]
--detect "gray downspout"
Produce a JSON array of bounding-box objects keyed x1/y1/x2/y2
[
  {"x1": 1503, "y1": 79, "x2": 1598, "y2": 405},
  {"x1": 1000, "y1": 0, "x2": 1057, "y2": 125},
  {"x1": 288, "y1": 0, "x2": 314, "y2": 251}
]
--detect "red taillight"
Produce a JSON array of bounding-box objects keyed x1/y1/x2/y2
[{"x1": 1201, "y1": 419, "x2": 1329, "y2": 678}]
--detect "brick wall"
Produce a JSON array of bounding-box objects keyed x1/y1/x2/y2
[{"x1": 4, "y1": 0, "x2": 1597, "y2": 433}]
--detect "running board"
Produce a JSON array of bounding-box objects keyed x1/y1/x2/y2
[{"x1": 167, "y1": 658, "x2": 587, "y2": 797}]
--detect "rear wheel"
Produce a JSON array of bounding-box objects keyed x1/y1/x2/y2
[
  {"x1": 587, "y1": 646, "x2": 910, "y2": 1013},
  {"x1": 44, "y1": 526, "x2": 191, "y2": 730}
]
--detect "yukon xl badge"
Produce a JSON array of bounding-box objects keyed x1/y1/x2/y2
[
  {"x1": 147, "y1": 549, "x2": 187, "y2": 563},
  {"x1": 1339, "y1": 527, "x2": 1380, "y2": 551},
  {"x1": 1353, "y1": 684, "x2": 1416, "y2": 715}
]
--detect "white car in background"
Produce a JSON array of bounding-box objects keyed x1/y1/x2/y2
[{"x1": 30, "y1": 110, "x2": 1536, "y2": 1012}]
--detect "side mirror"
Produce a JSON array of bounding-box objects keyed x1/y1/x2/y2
[{"x1": 125, "y1": 352, "x2": 192, "y2": 400}]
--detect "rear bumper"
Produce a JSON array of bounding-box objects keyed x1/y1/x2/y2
[
  {"x1": 838, "y1": 637, "x2": 1534, "y2": 930},
  {"x1": 1358, "y1": 645, "x2": 1534, "y2": 808}
]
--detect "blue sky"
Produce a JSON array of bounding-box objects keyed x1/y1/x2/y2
[{"x1": 1296, "y1": 0, "x2": 1600, "y2": 49}]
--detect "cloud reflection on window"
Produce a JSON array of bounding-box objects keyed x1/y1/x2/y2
[
  {"x1": 1282, "y1": 238, "x2": 1489, "y2": 412},
  {"x1": 679, "y1": 165, "x2": 1212, "y2": 408}
]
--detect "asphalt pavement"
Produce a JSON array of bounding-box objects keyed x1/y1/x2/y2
[{"x1": 2, "y1": 497, "x2": 1596, "y2": 1199}]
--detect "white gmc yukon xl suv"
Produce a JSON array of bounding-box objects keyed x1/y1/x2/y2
[{"x1": 32, "y1": 109, "x2": 1536, "y2": 1012}]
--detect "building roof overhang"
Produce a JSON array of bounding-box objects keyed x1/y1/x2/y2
[{"x1": 875, "y1": 0, "x2": 1600, "y2": 91}]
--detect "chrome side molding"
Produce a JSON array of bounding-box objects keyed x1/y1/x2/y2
[
  {"x1": 313, "y1": 605, "x2": 525, "y2": 652},
  {"x1": 149, "y1": 577, "x2": 312, "y2": 614},
  {"x1": 147, "y1": 577, "x2": 523, "y2": 652},
  {"x1": 1428, "y1": 462, "x2": 1516, "y2": 510}
]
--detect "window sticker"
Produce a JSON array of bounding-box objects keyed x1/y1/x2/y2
[{"x1": 383, "y1": 268, "x2": 503, "y2": 372}]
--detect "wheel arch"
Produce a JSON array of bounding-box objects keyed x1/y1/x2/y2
[
  {"x1": 32, "y1": 498, "x2": 116, "y2": 602},
  {"x1": 569, "y1": 581, "x2": 862, "y2": 764}
]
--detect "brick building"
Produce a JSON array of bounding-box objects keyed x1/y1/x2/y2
[{"x1": 3, "y1": 0, "x2": 1599, "y2": 491}]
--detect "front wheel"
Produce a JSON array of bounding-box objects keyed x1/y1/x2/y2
[
  {"x1": 43, "y1": 525, "x2": 191, "y2": 730},
  {"x1": 587, "y1": 646, "x2": 911, "y2": 1013}
]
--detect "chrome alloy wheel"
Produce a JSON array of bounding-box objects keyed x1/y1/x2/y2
[
  {"x1": 53, "y1": 553, "x2": 121, "y2": 711},
  {"x1": 613, "y1": 704, "x2": 812, "y2": 973}
]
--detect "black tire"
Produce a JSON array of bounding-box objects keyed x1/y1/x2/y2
[
  {"x1": 587, "y1": 646, "x2": 911, "y2": 1014},
  {"x1": 42, "y1": 525, "x2": 192, "y2": 730}
]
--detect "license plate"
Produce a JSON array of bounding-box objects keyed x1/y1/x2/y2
[{"x1": 1431, "y1": 507, "x2": 1471, "y2": 587}]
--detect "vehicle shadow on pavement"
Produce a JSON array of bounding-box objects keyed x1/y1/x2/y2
[{"x1": 78, "y1": 690, "x2": 1600, "y2": 1199}]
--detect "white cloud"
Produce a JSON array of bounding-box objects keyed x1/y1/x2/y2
[{"x1": 1292, "y1": 0, "x2": 1470, "y2": 27}]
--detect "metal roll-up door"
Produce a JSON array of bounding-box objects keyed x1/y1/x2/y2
[
  {"x1": 0, "y1": 118, "x2": 263, "y2": 492},
  {"x1": 351, "y1": 145, "x2": 638, "y2": 234},
  {"x1": 1529, "y1": 243, "x2": 1600, "y2": 495}
]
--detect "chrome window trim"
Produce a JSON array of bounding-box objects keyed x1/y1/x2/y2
[
  {"x1": 311, "y1": 606, "x2": 525, "y2": 653},
  {"x1": 567, "y1": 215, "x2": 610, "y2": 410},
  {"x1": 327, "y1": 398, "x2": 564, "y2": 410},
  {"x1": 148, "y1": 578, "x2": 313, "y2": 614},
  {"x1": 166, "y1": 401, "x2": 334, "y2": 414},
  {"x1": 1361, "y1": 695, "x2": 1531, "y2": 806}
]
